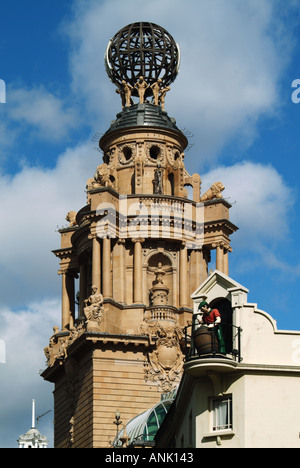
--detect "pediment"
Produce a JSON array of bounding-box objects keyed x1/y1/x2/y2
[{"x1": 191, "y1": 270, "x2": 249, "y2": 306}]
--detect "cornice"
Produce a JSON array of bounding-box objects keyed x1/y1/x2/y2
[
  {"x1": 204, "y1": 219, "x2": 239, "y2": 234},
  {"x1": 41, "y1": 331, "x2": 156, "y2": 383},
  {"x1": 52, "y1": 247, "x2": 74, "y2": 258}
]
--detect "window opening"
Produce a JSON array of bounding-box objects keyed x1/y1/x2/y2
[{"x1": 212, "y1": 396, "x2": 232, "y2": 431}]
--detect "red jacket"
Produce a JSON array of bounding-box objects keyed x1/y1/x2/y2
[{"x1": 202, "y1": 308, "x2": 221, "y2": 324}]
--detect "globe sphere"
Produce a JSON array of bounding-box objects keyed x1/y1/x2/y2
[{"x1": 105, "y1": 22, "x2": 180, "y2": 97}]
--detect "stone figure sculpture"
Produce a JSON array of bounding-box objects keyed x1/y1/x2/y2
[
  {"x1": 134, "y1": 76, "x2": 149, "y2": 103},
  {"x1": 150, "y1": 79, "x2": 163, "y2": 106},
  {"x1": 84, "y1": 286, "x2": 104, "y2": 330}
]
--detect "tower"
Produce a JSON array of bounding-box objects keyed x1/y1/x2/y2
[
  {"x1": 17, "y1": 400, "x2": 48, "y2": 448},
  {"x1": 42, "y1": 22, "x2": 237, "y2": 448}
]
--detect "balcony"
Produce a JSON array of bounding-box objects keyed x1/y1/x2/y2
[{"x1": 182, "y1": 315, "x2": 242, "y2": 376}]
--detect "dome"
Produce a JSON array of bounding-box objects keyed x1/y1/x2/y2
[
  {"x1": 105, "y1": 22, "x2": 180, "y2": 97},
  {"x1": 103, "y1": 102, "x2": 182, "y2": 134},
  {"x1": 17, "y1": 428, "x2": 48, "y2": 448}
]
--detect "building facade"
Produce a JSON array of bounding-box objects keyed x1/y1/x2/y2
[
  {"x1": 41, "y1": 22, "x2": 237, "y2": 448},
  {"x1": 155, "y1": 271, "x2": 300, "y2": 448}
]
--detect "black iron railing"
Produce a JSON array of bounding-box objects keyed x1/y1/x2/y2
[{"x1": 183, "y1": 313, "x2": 242, "y2": 363}]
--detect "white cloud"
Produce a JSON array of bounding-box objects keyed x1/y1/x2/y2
[
  {"x1": 63, "y1": 0, "x2": 296, "y2": 161},
  {"x1": 0, "y1": 140, "x2": 100, "y2": 308},
  {"x1": 0, "y1": 299, "x2": 59, "y2": 448},
  {"x1": 202, "y1": 161, "x2": 294, "y2": 245},
  {"x1": 7, "y1": 84, "x2": 79, "y2": 141},
  {"x1": 201, "y1": 161, "x2": 300, "y2": 276}
]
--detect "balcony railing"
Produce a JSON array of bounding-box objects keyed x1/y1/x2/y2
[{"x1": 183, "y1": 313, "x2": 242, "y2": 363}]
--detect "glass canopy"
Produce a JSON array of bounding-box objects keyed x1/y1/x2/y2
[{"x1": 114, "y1": 396, "x2": 174, "y2": 447}]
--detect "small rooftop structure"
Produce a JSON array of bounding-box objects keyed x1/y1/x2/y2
[{"x1": 17, "y1": 400, "x2": 48, "y2": 448}]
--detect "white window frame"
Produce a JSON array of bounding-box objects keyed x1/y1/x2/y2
[{"x1": 211, "y1": 395, "x2": 232, "y2": 432}]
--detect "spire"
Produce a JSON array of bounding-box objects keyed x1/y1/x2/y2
[
  {"x1": 31, "y1": 399, "x2": 35, "y2": 429},
  {"x1": 17, "y1": 400, "x2": 48, "y2": 448}
]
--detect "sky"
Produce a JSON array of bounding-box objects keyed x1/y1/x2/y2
[{"x1": 1, "y1": 0, "x2": 300, "y2": 448}]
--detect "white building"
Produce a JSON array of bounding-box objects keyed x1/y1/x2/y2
[
  {"x1": 17, "y1": 400, "x2": 48, "y2": 448},
  {"x1": 155, "y1": 270, "x2": 300, "y2": 448}
]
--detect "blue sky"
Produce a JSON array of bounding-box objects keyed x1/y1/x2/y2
[{"x1": 1, "y1": 0, "x2": 300, "y2": 448}]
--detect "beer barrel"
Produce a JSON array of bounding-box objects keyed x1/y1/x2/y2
[{"x1": 193, "y1": 326, "x2": 219, "y2": 355}]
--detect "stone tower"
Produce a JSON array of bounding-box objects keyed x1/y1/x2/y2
[{"x1": 42, "y1": 22, "x2": 237, "y2": 448}]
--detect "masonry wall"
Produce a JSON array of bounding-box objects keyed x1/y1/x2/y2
[
  {"x1": 93, "y1": 348, "x2": 162, "y2": 448},
  {"x1": 53, "y1": 352, "x2": 94, "y2": 448},
  {"x1": 53, "y1": 346, "x2": 162, "y2": 448}
]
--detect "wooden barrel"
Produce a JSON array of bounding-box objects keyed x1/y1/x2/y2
[{"x1": 193, "y1": 326, "x2": 218, "y2": 355}]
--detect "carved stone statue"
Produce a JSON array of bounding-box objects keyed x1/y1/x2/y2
[
  {"x1": 134, "y1": 76, "x2": 149, "y2": 103},
  {"x1": 119, "y1": 80, "x2": 133, "y2": 107},
  {"x1": 159, "y1": 85, "x2": 170, "y2": 110},
  {"x1": 150, "y1": 79, "x2": 162, "y2": 106},
  {"x1": 116, "y1": 87, "x2": 126, "y2": 109},
  {"x1": 44, "y1": 326, "x2": 59, "y2": 365},
  {"x1": 84, "y1": 286, "x2": 104, "y2": 331},
  {"x1": 55, "y1": 338, "x2": 68, "y2": 361},
  {"x1": 200, "y1": 182, "x2": 225, "y2": 202},
  {"x1": 154, "y1": 163, "x2": 164, "y2": 194},
  {"x1": 66, "y1": 211, "x2": 77, "y2": 227},
  {"x1": 94, "y1": 163, "x2": 114, "y2": 188}
]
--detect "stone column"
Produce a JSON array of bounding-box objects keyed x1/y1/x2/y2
[
  {"x1": 67, "y1": 273, "x2": 75, "y2": 329},
  {"x1": 102, "y1": 237, "x2": 112, "y2": 298},
  {"x1": 223, "y1": 244, "x2": 232, "y2": 276},
  {"x1": 214, "y1": 242, "x2": 231, "y2": 275},
  {"x1": 179, "y1": 242, "x2": 189, "y2": 307},
  {"x1": 223, "y1": 247, "x2": 229, "y2": 275},
  {"x1": 189, "y1": 249, "x2": 202, "y2": 295},
  {"x1": 133, "y1": 238, "x2": 144, "y2": 303},
  {"x1": 92, "y1": 235, "x2": 101, "y2": 293},
  {"x1": 215, "y1": 243, "x2": 224, "y2": 272},
  {"x1": 117, "y1": 239, "x2": 126, "y2": 304},
  {"x1": 61, "y1": 271, "x2": 74, "y2": 330}
]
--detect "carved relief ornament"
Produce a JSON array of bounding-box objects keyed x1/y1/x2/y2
[{"x1": 140, "y1": 322, "x2": 184, "y2": 393}]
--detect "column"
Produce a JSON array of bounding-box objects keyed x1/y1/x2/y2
[
  {"x1": 92, "y1": 235, "x2": 101, "y2": 293},
  {"x1": 223, "y1": 244, "x2": 232, "y2": 276},
  {"x1": 116, "y1": 239, "x2": 125, "y2": 303},
  {"x1": 214, "y1": 242, "x2": 231, "y2": 274},
  {"x1": 215, "y1": 243, "x2": 224, "y2": 272},
  {"x1": 133, "y1": 238, "x2": 144, "y2": 303},
  {"x1": 66, "y1": 273, "x2": 75, "y2": 329},
  {"x1": 189, "y1": 249, "x2": 202, "y2": 294},
  {"x1": 179, "y1": 242, "x2": 189, "y2": 307},
  {"x1": 102, "y1": 237, "x2": 112, "y2": 298},
  {"x1": 61, "y1": 271, "x2": 71, "y2": 329},
  {"x1": 223, "y1": 247, "x2": 229, "y2": 275}
]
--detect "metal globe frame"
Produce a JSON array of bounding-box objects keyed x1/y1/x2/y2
[{"x1": 105, "y1": 22, "x2": 180, "y2": 97}]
